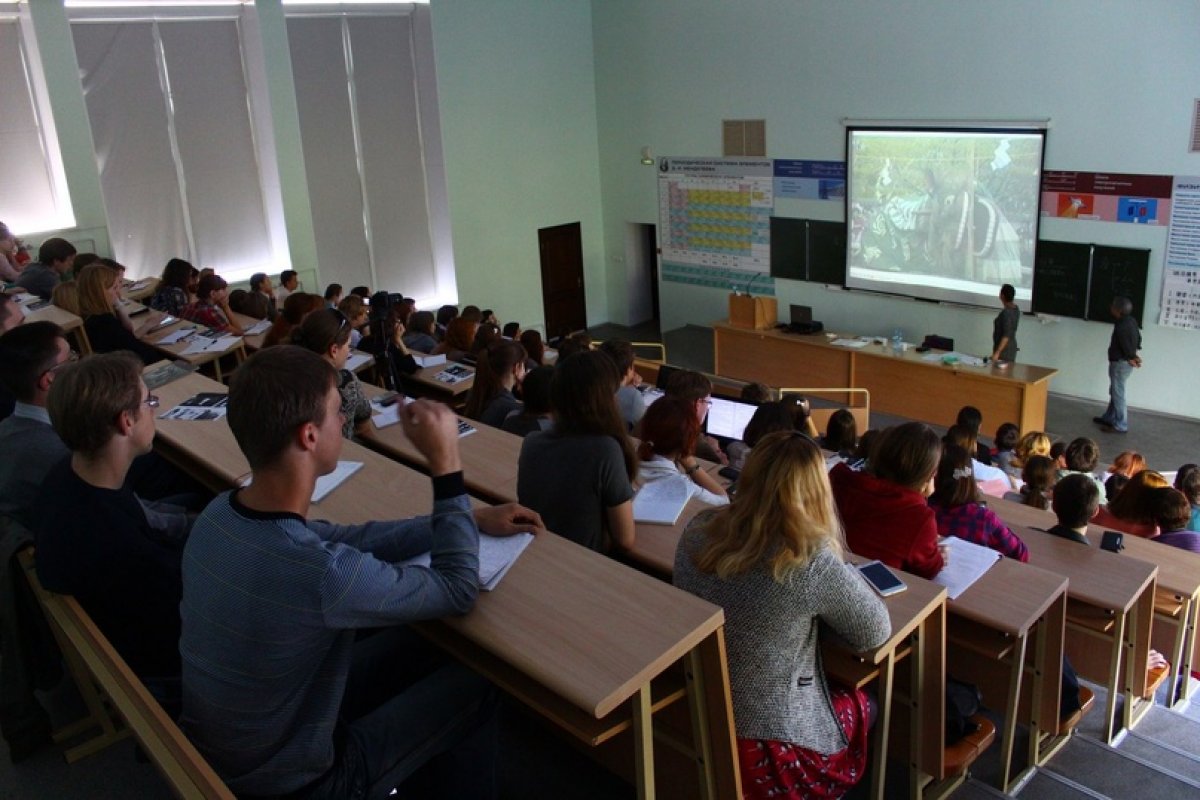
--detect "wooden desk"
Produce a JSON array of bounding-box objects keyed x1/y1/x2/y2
[
  {"x1": 1013, "y1": 524, "x2": 1157, "y2": 744},
  {"x1": 138, "y1": 310, "x2": 246, "y2": 382},
  {"x1": 989, "y1": 495, "x2": 1200, "y2": 709},
  {"x1": 947, "y1": 558, "x2": 1067, "y2": 791},
  {"x1": 359, "y1": 384, "x2": 523, "y2": 504},
  {"x1": 712, "y1": 321, "x2": 1057, "y2": 432},
  {"x1": 407, "y1": 360, "x2": 475, "y2": 399},
  {"x1": 121, "y1": 277, "x2": 159, "y2": 303},
  {"x1": 148, "y1": 369, "x2": 741, "y2": 798},
  {"x1": 228, "y1": 311, "x2": 270, "y2": 351}
]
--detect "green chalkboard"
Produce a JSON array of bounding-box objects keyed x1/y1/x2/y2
[
  {"x1": 769, "y1": 216, "x2": 806, "y2": 281},
  {"x1": 1086, "y1": 245, "x2": 1149, "y2": 324},
  {"x1": 1032, "y1": 240, "x2": 1090, "y2": 319},
  {"x1": 808, "y1": 220, "x2": 847, "y2": 285}
]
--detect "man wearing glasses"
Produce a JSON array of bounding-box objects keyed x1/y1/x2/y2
[{"x1": 33, "y1": 351, "x2": 192, "y2": 704}]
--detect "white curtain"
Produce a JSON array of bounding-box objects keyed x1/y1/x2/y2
[
  {"x1": 72, "y1": 18, "x2": 274, "y2": 276},
  {"x1": 287, "y1": 13, "x2": 439, "y2": 300}
]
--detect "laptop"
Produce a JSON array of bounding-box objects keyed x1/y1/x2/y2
[
  {"x1": 789, "y1": 304, "x2": 813, "y2": 325},
  {"x1": 704, "y1": 395, "x2": 759, "y2": 442},
  {"x1": 654, "y1": 363, "x2": 681, "y2": 391}
]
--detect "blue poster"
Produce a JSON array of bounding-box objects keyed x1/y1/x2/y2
[{"x1": 774, "y1": 160, "x2": 846, "y2": 200}]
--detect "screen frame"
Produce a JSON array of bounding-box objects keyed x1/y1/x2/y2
[
  {"x1": 703, "y1": 395, "x2": 760, "y2": 442},
  {"x1": 844, "y1": 123, "x2": 1048, "y2": 312}
]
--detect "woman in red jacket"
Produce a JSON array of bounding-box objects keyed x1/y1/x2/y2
[{"x1": 829, "y1": 422, "x2": 945, "y2": 579}]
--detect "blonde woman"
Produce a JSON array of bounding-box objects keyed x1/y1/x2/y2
[
  {"x1": 77, "y1": 264, "x2": 161, "y2": 364},
  {"x1": 1009, "y1": 431, "x2": 1052, "y2": 478},
  {"x1": 674, "y1": 431, "x2": 891, "y2": 799}
]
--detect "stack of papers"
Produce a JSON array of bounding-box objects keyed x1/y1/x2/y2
[
  {"x1": 180, "y1": 335, "x2": 241, "y2": 355},
  {"x1": 434, "y1": 364, "x2": 473, "y2": 384},
  {"x1": 160, "y1": 392, "x2": 228, "y2": 421},
  {"x1": 312, "y1": 461, "x2": 364, "y2": 503},
  {"x1": 633, "y1": 477, "x2": 691, "y2": 525},
  {"x1": 399, "y1": 532, "x2": 535, "y2": 591},
  {"x1": 243, "y1": 319, "x2": 271, "y2": 335},
  {"x1": 157, "y1": 326, "x2": 197, "y2": 345},
  {"x1": 932, "y1": 537, "x2": 1001, "y2": 599}
]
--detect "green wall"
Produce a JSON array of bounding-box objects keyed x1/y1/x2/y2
[
  {"x1": 590, "y1": 0, "x2": 1200, "y2": 417},
  {"x1": 431, "y1": 0, "x2": 607, "y2": 333}
]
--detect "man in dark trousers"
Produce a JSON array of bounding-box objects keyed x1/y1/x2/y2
[{"x1": 1094, "y1": 295, "x2": 1141, "y2": 434}]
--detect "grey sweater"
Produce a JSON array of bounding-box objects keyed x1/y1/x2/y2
[{"x1": 674, "y1": 512, "x2": 891, "y2": 752}]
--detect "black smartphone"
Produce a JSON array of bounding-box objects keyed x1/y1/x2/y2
[
  {"x1": 718, "y1": 466, "x2": 741, "y2": 481},
  {"x1": 857, "y1": 560, "x2": 907, "y2": 596},
  {"x1": 1100, "y1": 530, "x2": 1124, "y2": 553}
]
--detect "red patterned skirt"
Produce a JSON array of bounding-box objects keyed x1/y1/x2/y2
[{"x1": 736, "y1": 687, "x2": 870, "y2": 799}]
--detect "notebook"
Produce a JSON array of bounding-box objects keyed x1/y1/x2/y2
[{"x1": 633, "y1": 477, "x2": 691, "y2": 525}]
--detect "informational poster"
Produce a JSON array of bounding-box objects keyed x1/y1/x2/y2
[
  {"x1": 1159, "y1": 175, "x2": 1200, "y2": 330},
  {"x1": 1040, "y1": 171, "x2": 1173, "y2": 224},
  {"x1": 774, "y1": 159, "x2": 846, "y2": 200},
  {"x1": 658, "y1": 158, "x2": 773, "y2": 275}
]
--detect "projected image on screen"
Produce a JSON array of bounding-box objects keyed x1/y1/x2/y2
[{"x1": 846, "y1": 127, "x2": 1045, "y2": 311}]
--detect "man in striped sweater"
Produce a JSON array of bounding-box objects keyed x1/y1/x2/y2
[{"x1": 180, "y1": 345, "x2": 542, "y2": 798}]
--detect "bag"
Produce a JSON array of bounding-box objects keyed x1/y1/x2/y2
[{"x1": 944, "y1": 676, "x2": 982, "y2": 744}]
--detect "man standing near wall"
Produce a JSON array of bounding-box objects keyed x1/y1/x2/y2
[{"x1": 1094, "y1": 296, "x2": 1141, "y2": 434}]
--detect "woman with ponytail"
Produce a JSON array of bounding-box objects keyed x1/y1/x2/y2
[
  {"x1": 463, "y1": 340, "x2": 526, "y2": 427},
  {"x1": 636, "y1": 395, "x2": 728, "y2": 507}
]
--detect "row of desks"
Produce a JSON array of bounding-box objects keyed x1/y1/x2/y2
[{"x1": 147, "y1": 368, "x2": 740, "y2": 799}]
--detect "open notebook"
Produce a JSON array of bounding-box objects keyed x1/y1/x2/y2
[
  {"x1": 633, "y1": 477, "x2": 691, "y2": 526},
  {"x1": 398, "y1": 532, "x2": 535, "y2": 591}
]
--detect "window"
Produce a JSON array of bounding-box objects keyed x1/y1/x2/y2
[
  {"x1": 0, "y1": 12, "x2": 75, "y2": 233},
  {"x1": 71, "y1": 12, "x2": 285, "y2": 277}
]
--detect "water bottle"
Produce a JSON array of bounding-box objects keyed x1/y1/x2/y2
[{"x1": 891, "y1": 328, "x2": 902, "y2": 354}]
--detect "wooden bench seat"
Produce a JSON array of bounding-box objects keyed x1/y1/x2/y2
[{"x1": 18, "y1": 549, "x2": 233, "y2": 799}]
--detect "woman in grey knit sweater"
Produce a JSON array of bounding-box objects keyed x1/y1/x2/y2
[{"x1": 674, "y1": 431, "x2": 891, "y2": 799}]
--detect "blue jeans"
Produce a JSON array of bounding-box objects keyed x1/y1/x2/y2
[
  {"x1": 299, "y1": 628, "x2": 499, "y2": 800},
  {"x1": 1102, "y1": 360, "x2": 1134, "y2": 432}
]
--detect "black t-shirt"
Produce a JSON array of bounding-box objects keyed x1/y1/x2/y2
[
  {"x1": 84, "y1": 313, "x2": 163, "y2": 365},
  {"x1": 34, "y1": 458, "x2": 185, "y2": 678}
]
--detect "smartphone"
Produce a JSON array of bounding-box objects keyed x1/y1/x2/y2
[
  {"x1": 1100, "y1": 530, "x2": 1124, "y2": 553},
  {"x1": 857, "y1": 560, "x2": 907, "y2": 597}
]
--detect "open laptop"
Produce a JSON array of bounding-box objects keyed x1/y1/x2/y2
[
  {"x1": 704, "y1": 395, "x2": 759, "y2": 443},
  {"x1": 789, "y1": 304, "x2": 813, "y2": 325}
]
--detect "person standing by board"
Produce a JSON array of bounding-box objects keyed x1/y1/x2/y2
[
  {"x1": 1095, "y1": 296, "x2": 1141, "y2": 434},
  {"x1": 990, "y1": 283, "x2": 1020, "y2": 364}
]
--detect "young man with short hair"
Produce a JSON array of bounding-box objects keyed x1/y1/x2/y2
[
  {"x1": 273, "y1": 269, "x2": 298, "y2": 309},
  {"x1": 35, "y1": 352, "x2": 190, "y2": 685},
  {"x1": 13, "y1": 238, "x2": 76, "y2": 300},
  {"x1": 599, "y1": 338, "x2": 645, "y2": 430},
  {"x1": 1047, "y1": 473, "x2": 1101, "y2": 544},
  {"x1": 0, "y1": 322, "x2": 72, "y2": 527},
  {"x1": 181, "y1": 345, "x2": 543, "y2": 798},
  {"x1": 1095, "y1": 295, "x2": 1141, "y2": 434},
  {"x1": 245, "y1": 272, "x2": 276, "y2": 320}
]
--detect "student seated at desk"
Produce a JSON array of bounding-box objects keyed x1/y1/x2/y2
[
  {"x1": 180, "y1": 274, "x2": 245, "y2": 336},
  {"x1": 293, "y1": 308, "x2": 371, "y2": 439},
  {"x1": 0, "y1": 322, "x2": 72, "y2": 529},
  {"x1": 1009, "y1": 430, "x2": 1052, "y2": 481},
  {"x1": 929, "y1": 445, "x2": 1028, "y2": 562},
  {"x1": 468, "y1": 323, "x2": 501, "y2": 364},
  {"x1": 663, "y1": 369, "x2": 728, "y2": 466},
  {"x1": 464, "y1": 340, "x2": 525, "y2": 428},
  {"x1": 337, "y1": 295, "x2": 369, "y2": 349},
  {"x1": 519, "y1": 329, "x2": 546, "y2": 369},
  {"x1": 781, "y1": 393, "x2": 821, "y2": 441},
  {"x1": 1093, "y1": 470, "x2": 1168, "y2": 538},
  {"x1": 1151, "y1": 487, "x2": 1200, "y2": 553},
  {"x1": 77, "y1": 263, "x2": 162, "y2": 365},
  {"x1": 955, "y1": 405, "x2": 994, "y2": 466},
  {"x1": 944, "y1": 423, "x2": 1012, "y2": 495},
  {"x1": 821, "y1": 408, "x2": 858, "y2": 459},
  {"x1": 637, "y1": 396, "x2": 728, "y2": 507},
  {"x1": 181, "y1": 346, "x2": 542, "y2": 798},
  {"x1": 431, "y1": 317, "x2": 476, "y2": 363},
  {"x1": 1002, "y1": 454, "x2": 1054, "y2": 511},
  {"x1": 830, "y1": 422, "x2": 945, "y2": 580},
  {"x1": 34, "y1": 352, "x2": 193, "y2": 695},
  {"x1": 263, "y1": 292, "x2": 323, "y2": 348},
  {"x1": 501, "y1": 365, "x2": 554, "y2": 437},
  {"x1": 725, "y1": 401, "x2": 794, "y2": 471},
  {"x1": 1104, "y1": 473, "x2": 1129, "y2": 503},
  {"x1": 674, "y1": 432, "x2": 890, "y2": 800},
  {"x1": 403, "y1": 310, "x2": 438, "y2": 353},
  {"x1": 990, "y1": 422, "x2": 1020, "y2": 476},
  {"x1": 1056, "y1": 437, "x2": 1107, "y2": 498},
  {"x1": 13, "y1": 237, "x2": 75, "y2": 300},
  {"x1": 1044, "y1": 473, "x2": 1100, "y2": 545},
  {"x1": 1175, "y1": 464, "x2": 1200, "y2": 532},
  {"x1": 518, "y1": 350, "x2": 636, "y2": 554},
  {"x1": 599, "y1": 338, "x2": 646, "y2": 430},
  {"x1": 149, "y1": 258, "x2": 193, "y2": 317}
]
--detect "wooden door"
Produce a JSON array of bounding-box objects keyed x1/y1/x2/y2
[{"x1": 539, "y1": 222, "x2": 587, "y2": 340}]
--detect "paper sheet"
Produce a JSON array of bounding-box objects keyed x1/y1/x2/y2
[
  {"x1": 398, "y1": 532, "x2": 535, "y2": 591},
  {"x1": 345, "y1": 352, "x2": 373, "y2": 372},
  {"x1": 312, "y1": 461, "x2": 363, "y2": 503},
  {"x1": 157, "y1": 326, "x2": 196, "y2": 345},
  {"x1": 180, "y1": 335, "x2": 240, "y2": 355},
  {"x1": 932, "y1": 537, "x2": 1001, "y2": 600},
  {"x1": 831, "y1": 338, "x2": 869, "y2": 348},
  {"x1": 244, "y1": 319, "x2": 271, "y2": 335},
  {"x1": 633, "y1": 477, "x2": 691, "y2": 525},
  {"x1": 413, "y1": 353, "x2": 447, "y2": 368}
]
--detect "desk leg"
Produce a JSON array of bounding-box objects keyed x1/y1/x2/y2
[
  {"x1": 1169, "y1": 597, "x2": 1196, "y2": 707},
  {"x1": 998, "y1": 634, "x2": 1028, "y2": 792},
  {"x1": 869, "y1": 651, "x2": 895, "y2": 800},
  {"x1": 1124, "y1": 590, "x2": 1155, "y2": 731},
  {"x1": 1103, "y1": 611, "x2": 1128, "y2": 745},
  {"x1": 908, "y1": 629, "x2": 925, "y2": 800},
  {"x1": 1033, "y1": 595, "x2": 1069, "y2": 769},
  {"x1": 688, "y1": 628, "x2": 740, "y2": 800},
  {"x1": 632, "y1": 686, "x2": 655, "y2": 800}
]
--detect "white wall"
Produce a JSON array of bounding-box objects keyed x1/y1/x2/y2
[{"x1": 591, "y1": 0, "x2": 1200, "y2": 417}]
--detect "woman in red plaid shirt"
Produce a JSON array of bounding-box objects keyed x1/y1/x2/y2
[
  {"x1": 181, "y1": 274, "x2": 245, "y2": 335},
  {"x1": 929, "y1": 444, "x2": 1029, "y2": 562}
]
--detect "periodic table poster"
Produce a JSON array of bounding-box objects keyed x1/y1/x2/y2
[{"x1": 1159, "y1": 176, "x2": 1200, "y2": 330}]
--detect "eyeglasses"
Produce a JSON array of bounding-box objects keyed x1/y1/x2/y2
[
  {"x1": 144, "y1": 394, "x2": 160, "y2": 409},
  {"x1": 46, "y1": 350, "x2": 80, "y2": 374}
]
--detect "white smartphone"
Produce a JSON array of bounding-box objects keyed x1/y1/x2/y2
[{"x1": 857, "y1": 560, "x2": 907, "y2": 597}]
